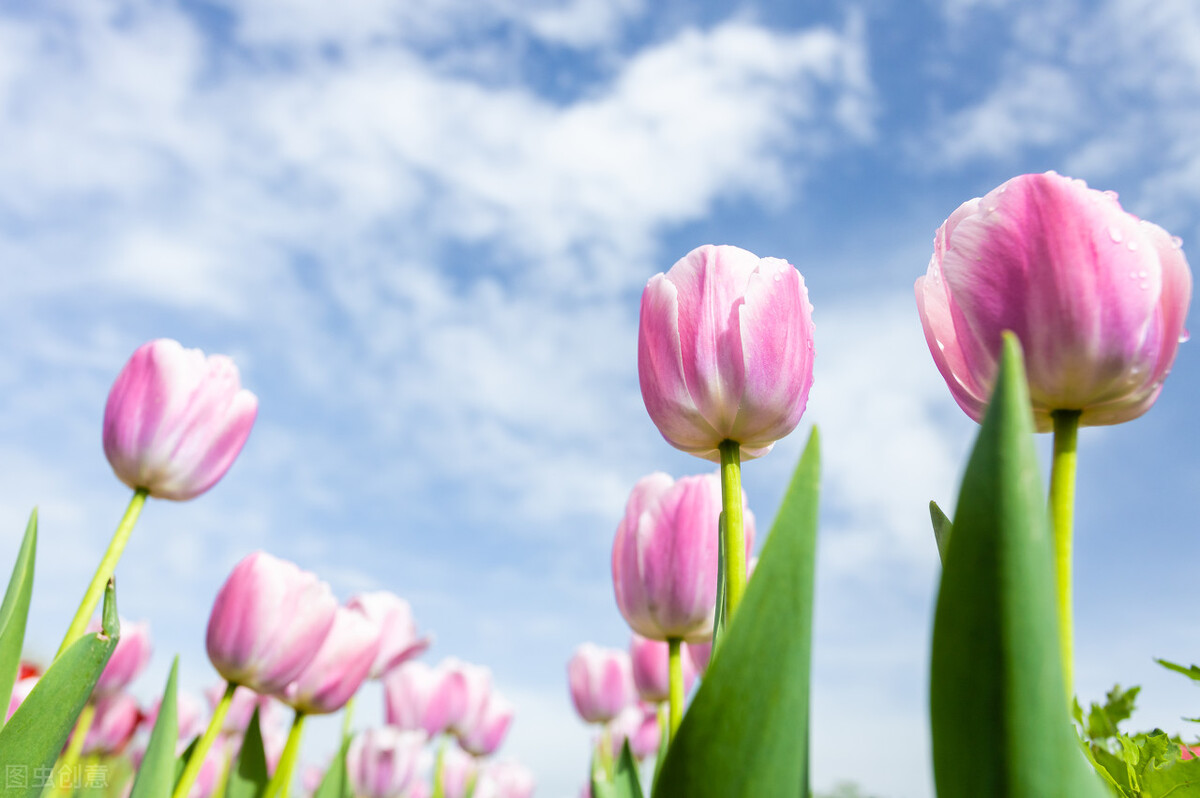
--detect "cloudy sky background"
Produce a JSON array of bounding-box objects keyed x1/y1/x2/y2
[{"x1": 2, "y1": 0, "x2": 1200, "y2": 795}]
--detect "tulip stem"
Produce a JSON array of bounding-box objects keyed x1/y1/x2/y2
[
  {"x1": 1050, "y1": 409, "x2": 1081, "y2": 702},
  {"x1": 57, "y1": 488, "x2": 149, "y2": 659},
  {"x1": 173, "y1": 682, "x2": 236, "y2": 798},
  {"x1": 264, "y1": 710, "x2": 307, "y2": 798},
  {"x1": 667, "y1": 637, "x2": 684, "y2": 739},
  {"x1": 50, "y1": 702, "x2": 95, "y2": 797},
  {"x1": 341, "y1": 696, "x2": 355, "y2": 740},
  {"x1": 718, "y1": 440, "x2": 746, "y2": 621},
  {"x1": 432, "y1": 737, "x2": 447, "y2": 798}
]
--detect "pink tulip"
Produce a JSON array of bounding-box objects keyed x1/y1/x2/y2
[
  {"x1": 208, "y1": 684, "x2": 285, "y2": 735},
  {"x1": 279, "y1": 604, "x2": 381, "y2": 714},
  {"x1": 607, "y1": 703, "x2": 661, "y2": 761},
  {"x1": 346, "y1": 727, "x2": 425, "y2": 798},
  {"x1": 6, "y1": 675, "x2": 37, "y2": 721},
  {"x1": 446, "y1": 659, "x2": 492, "y2": 735},
  {"x1": 476, "y1": 760, "x2": 535, "y2": 798},
  {"x1": 206, "y1": 551, "x2": 338, "y2": 695},
  {"x1": 188, "y1": 745, "x2": 229, "y2": 798},
  {"x1": 87, "y1": 617, "x2": 151, "y2": 695},
  {"x1": 407, "y1": 781, "x2": 432, "y2": 798},
  {"x1": 567, "y1": 644, "x2": 635, "y2": 724},
  {"x1": 383, "y1": 660, "x2": 469, "y2": 737},
  {"x1": 916, "y1": 172, "x2": 1193, "y2": 430},
  {"x1": 688, "y1": 641, "x2": 712, "y2": 675},
  {"x1": 629, "y1": 634, "x2": 695, "y2": 704},
  {"x1": 612, "y1": 472, "x2": 754, "y2": 642},
  {"x1": 144, "y1": 689, "x2": 208, "y2": 742},
  {"x1": 103, "y1": 338, "x2": 258, "y2": 500},
  {"x1": 456, "y1": 688, "x2": 514, "y2": 756},
  {"x1": 82, "y1": 692, "x2": 142, "y2": 755},
  {"x1": 438, "y1": 746, "x2": 477, "y2": 798},
  {"x1": 638, "y1": 244, "x2": 815, "y2": 461},
  {"x1": 346, "y1": 591, "x2": 431, "y2": 678}
]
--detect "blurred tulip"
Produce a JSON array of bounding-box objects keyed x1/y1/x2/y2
[
  {"x1": 639, "y1": 244, "x2": 815, "y2": 461},
  {"x1": 145, "y1": 689, "x2": 208, "y2": 743},
  {"x1": 206, "y1": 551, "x2": 338, "y2": 695},
  {"x1": 88, "y1": 617, "x2": 151, "y2": 695},
  {"x1": 383, "y1": 660, "x2": 469, "y2": 737},
  {"x1": 82, "y1": 692, "x2": 142, "y2": 755},
  {"x1": 346, "y1": 727, "x2": 425, "y2": 798},
  {"x1": 207, "y1": 684, "x2": 285, "y2": 736},
  {"x1": 279, "y1": 604, "x2": 381, "y2": 714},
  {"x1": 607, "y1": 703, "x2": 660, "y2": 761},
  {"x1": 630, "y1": 634, "x2": 695, "y2": 704},
  {"x1": 687, "y1": 640, "x2": 712, "y2": 675},
  {"x1": 567, "y1": 644, "x2": 635, "y2": 724},
  {"x1": 346, "y1": 591, "x2": 430, "y2": 678},
  {"x1": 457, "y1": 688, "x2": 514, "y2": 756},
  {"x1": 612, "y1": 472, "x2": 754, "y2": 642},
  {"x1": 438, "y1": 746, "x2": 477, "y2": 798},
  {"x1": 103, "y1": 338, "x2": 258, "y2": 500},
  {"x1": 476, "y1": 760, "x2": 535, "y2": 798},
  {"x1": 916, "y1": 171, "x2": 1192, "y2": 430}
]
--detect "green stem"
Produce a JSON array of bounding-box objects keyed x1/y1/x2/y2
[
  {"x1": 1050, "y1": 409, "x2": 1081, "y2": 701},
  {"x1": 173, "y1": 682, "x2": 236, "y2": 798},
  {"x1": 718, "y1": 440, "x2": 746, "y2": 620},
  {"x1": 264, "y1": 710, "x2": 307, "y2": 798},
  {"x1": 599, "y1": 725, "x2": 614, "y2": 780},
  {"x1": 341, "y1": 695, "x2": 355, "y2": 741},
  {"x1": 431, "y1": 737, "x2": 447, "y2": 798},
  {"x1": 667, "y1": 637, "x2": 684, "y2": 739},
  {"x1": 57, "y1": 489, "x2": 149, "y2": 659}
]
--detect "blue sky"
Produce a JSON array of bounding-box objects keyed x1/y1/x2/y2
[{"x1": 2, "y1": 0, "x2": 1199, "y2": 796}]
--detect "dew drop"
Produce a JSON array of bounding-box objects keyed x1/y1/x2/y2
[
  {"x1": 1127, "y1": 240, "x2": 1139, "y2": 251},
  {"x1": 1138, "y1": 270, "x2": 1147, "y2": 279},
  {"x1": 1172, "y1": 236, "x2": 1184, "y2": 249},
  {"x1": 1109, "y1": 227, "x2": 1124, "y2": 243},
  {"x1": 1140, "y1": 281, "x2": 1150, "y2": 290},
  {"x1": 773, "y1": 273, "x2": 782, "y2": 282},
  {"x1": 1045, "y1": 169, "x2": 1059, "y2": 176},
  {"x1": 1181, "y1": 329, "x2": 1192, "y2": 343},
  {"x1": 1104, "y1": 190, "x2": 1119, "y2": 201}
]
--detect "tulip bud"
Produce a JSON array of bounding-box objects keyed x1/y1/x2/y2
[
  {"x1": 639, "y1": 244, "x2": 815, "y2": 461},
  {"x1": 279, "y1": 604, "x2": 381, "y2": 714},
  {"x1": 457, "y1": 688, "x2": 514, "y2": 756},
  {"x1": 606, "y1": 703, "x2": 661, "y2": 761},
  {"x1": 383, "y1": 660, "x2": 469, "y2": 737},
  {"x1": 82, "y1": 692, "x2": 142, "y2": 755},
  {"x1": 103, "y1": 338, "x2": 258, "y2": 500},
  {"x1": 346, "y1": 591, "x2": 430, "y2": 678},
  {"x1": 916, "y1": 171, "x2": 1192, "y2": 430},
  {"x1": 567, "y1": 644, "x2": 635, "y2": 724},
  {"x1": 346, "y1": 727, "x2": 425, "y2": 798},
  {"x1": 438, "y1": 746, "x2": 478, "y2": 798},
  {"x1": 88, "y1": 617, "x2": 151, "y2": 696},
  {"x1": 206, "y1": 551, "x2": 338, "y2": 695},
  {"x1": 630, "y1": 634, "x2": 695, "y2": 704},
  {"x1": 612, "y1": 472, "x2": 754, "y2": 642}
]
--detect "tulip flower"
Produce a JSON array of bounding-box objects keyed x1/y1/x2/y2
[
  {"x1": 89, "y1": 617, "x2": 152, "y2": 695},
  {"x1": 438, "y1": 746, "x2": 478, "y2": 798},
  {"x1": 82, "y1": 692, "x2": 142, "y2": 756},
  {"x1": 144, "y1": 689, "x2": 208, "y2": 743},
  {"x1": 383, "y1": 660, "x2": 470, "y2": 737},
  {"x1": 567, "y1": 644, "x2": 636, "y2": 725},
  {"x1": 346, "y1": 727, "x2": 425, "y2": 798},
  {"x1": 916, "y1": 171, "x2": 1193, "y2": 696},
  {"x1": 456, "y1": 688, "x2": 514, "y2": 756},
  {"x1": 346, "y1": 591, "x2": 430, "y2": 678},
  {"x1": 476, "y1": 760, "x2": 535, "y2": 798},
  {"x1": 279, "y1": 604, "x2": 381, "y2": 714},
  {"x1": 607, "y1": 703, "x2": 661, "y2": 761},
  {"x1": 630, "y1": 634, "x2": 695, "y2": 704},
  {"x1": 207, "y1": 684, "x2": 285, "y2": 736}
]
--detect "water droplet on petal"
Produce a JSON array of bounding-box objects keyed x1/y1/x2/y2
[
  {"x1": 1172, "y1": 236, "x2": 1184, "y2": 249},
  {"x1": 1045, "y1": 169, "x2": 1059, "y2": 176},
  {"x1": 1181, "y1": 329, "x2": 1192, "y2": 343},
  {"x1": 1127, "y1": 240, "x2": 1139, "y2": 251},
  {"x1": 1109, "y1": 227, "x2": 1124, "y2": 243},
  {"x1": 1138, "y1": 270, "x2": 1147, "y2": 278},
  {"x1": 1104, "y1": 190, "x2": 1119, "y2": 201},
  {"x1": 773, "y1": 273, "x2": 782, "y2": 282},
  {"x1": 1139, "y1": 281, "x2": 1150, "y2": 290}
]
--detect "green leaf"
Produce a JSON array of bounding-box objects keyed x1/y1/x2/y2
[
  {"x1": 1084, "y1": 685, "x2": 1140, "y2": 742},
  {"x1": 312, "y1": 736, "x2": 354, "y2": 798},
  {"x1": 654, "y1": 427, "x2": 820, "y2": 797},
  {"x1": 0, "y1": 509, "x2": 36, "y2": 729},
  {"x1": 1157, "y1": 659, "x2": 1200, "y2": 683},
  {"x1": 929, "y1": 333, "x2": 1109, "y2": 798},
  {"x1": 226, "y1": 708, "x2": 270, "y2": 798},
  {"x1": 130, "y1": 657, "x2": 180, "y2": 798},
  {"x1": 0, "y1": 580, "x2": 119, "y2": 797},
  {"x1": 591, "y1": 741, "x2": 644, "y2": 798},
  {"x1": 1140, "y1": 752, "x2": 1200, "y2": 797},
  {"x1": 929, "y1": 500, "x2": 952, "y2": 563},
  {"x1": 712, "y1": 512, "x2": 727, "y2": 657}
]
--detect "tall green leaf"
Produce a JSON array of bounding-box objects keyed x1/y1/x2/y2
[
  {"x1": 591, "y1": 741, "x2": 645, "y2": 798},
  {"x1": 929, "y1": 333, "x2": 1108, "y2": 798},
  {"x1": 0, "y1": 509, "x2": 37, "y2": 727},
  {"x1": 928, "y1": 500, "x2": 952, "y2": 564},
  {"x1": 130, "y1": 657, "x2": 180, "y2": 798},
  {"x1": 0, "y1": 580, "x2": 119, "y2": 798},
  {"x1": 654, "y1": 427, "x2": 820, "y2": 797},
  {"x1": 312, "y1": 736, "x2": 353, "y2": 798},
  {"x1": 226, "y1": 708, "x2": 270, "y2": 798}
]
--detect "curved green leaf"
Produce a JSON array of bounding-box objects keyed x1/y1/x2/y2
[
  {"x1": 226, "y1": 708, "x2": 270, "y2": 798},
  {"x1": 591, "y1": 741, "x2": 644, "y2": 798},
  {"x1": 0, "y1": 509, "x2": 37, "y2": 727},
  {"x1": 929, "y1": 500, "x2": 952, "y2": 564},
  {"x1": 655, "y1": 427, "x2": 820, "y2": 797},
  {"x1": 313, "y1": 734, "x2": 353, "y2": 798},
  {"x1": 130, "y1": 657, "x2": 180, "y2": 798},
  {"x1": 0, "y1": 580, "x2": 119, "y2": 797},
  {"x1": 930, "y1": 334, "x2": 1108, "y2": 798}
]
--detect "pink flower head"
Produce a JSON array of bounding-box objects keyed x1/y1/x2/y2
[
  {"x1": 346, "y1": 727, "x2": 426, "y2": 798},
  {"x1": 687, "y1": 640, "x2": 712, "y2": 675},
  {"x1": 438, "y1": 746, "x2": 478, "y2": 798},
  {"x1": 145, "y1": 689, "x2": 208, "y2": 743},
  {"x1": 346, "y1": 591, "x2": 431, "y2": 678},
  {"x1": 612, "y1": 472, "x2": 755, "y2": 642},
  {"x1": 476, "y1": 760, "x2": 535, "y2": 798},
  {"x1": 639, "y1": 244, "x2": 815, "y2": 461},
  {"x1": 82, "y1": 692, "x2": 142, "y2": 756},
  {"x1": 567, "y1": 644, "x2": 636, "y2": 725},
  {"x1": 279, "y1": 604, "x2": 381, "y2": 714},
  {"x1": 103, "y1": 338, "x2": 258, "y2": 500},
  {"x1": 206, "y1": 551, "x2": 338, "y2": 695},
  {"x1": 607, "y1": 703, "x2": 661, "y2": 761},
  {"x1": 629, "y1": 634, "x2": 695, "y2": 704},
  {"x1": 456, "y1": 687, "x2": 515, "y2": 757},
  {"x1": 383, "y1": 660, "x2": 469, "y2": 737},
  {"x1": 88, "y1": 617, "x2": 152, "y2": 696},
  {"x1": 208, "y1": 684, "x2": 285, "y2": 736},
  {"x1": 916, "y1": 172, "x2": 1193, "y2": 430}
]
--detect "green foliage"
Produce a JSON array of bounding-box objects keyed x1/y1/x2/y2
[
  {"x1": 0, "y1": 509, "x2": 36, "y2": 730},
  {"x1": 928, "y1": 500, "x2": 951, "y2": 564},
  {"x1": 312, "y1": 735, "x2": 354, "y2": 798},
  {"x1": 591, "y1": 742, "x2": 645, "y2": 798},
  {"x1": 929, "y1": 334, "x2": 1108, "y2": 798},
  {"x1": 129, "y1": 657, "x2": 180, "y2": 798},
  {"x1": 1157, "y1": 659, "x2": 1200, "y2": 684},
  {"x1": 654, "y1": 428, "x2": 820, "y2": 797},
  {"x1": 815, "y1": 782, "x2": 882, "y2": 798},
  {"x1": 0, "y1": 581, "x2": 120, "y2": 798},
  {"x1": 226, "y1": 708, "x2": 271, "y2": 798}
]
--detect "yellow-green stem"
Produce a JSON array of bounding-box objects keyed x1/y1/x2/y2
[
  {"x1": 173, "y1": 682, "x2": 236, "y2": 798},
  {"x1": 718, "y1": 440, "x2": 746, "y2": 620},
  {"x1": 667, "y1": 638, "x2": 684, "y2": 739},
  {"x1": 431, "y1": 737, "x2": 447, "y2": 798},
  {"x1": 657, "y1": 702, "x2": 668, "y2": 752},
  {"x1": 52, "y1": 702, "x2": 96, "y2": 796},
  {"x1": 1050, "y1": 409, "x2": 1080, "y2": 701},
  {"x1": 599, "y1": 725, "x2": 614, "y2": 780},
  {"x1": 264, "y1": 710, "x2": 307, "y2": 798},
  {"x1": 341, "y1": 695, "x2": 355, "y2": 741},
  {"x1": 57, "y1": 489, "x2": 148, "y2": 659}
]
